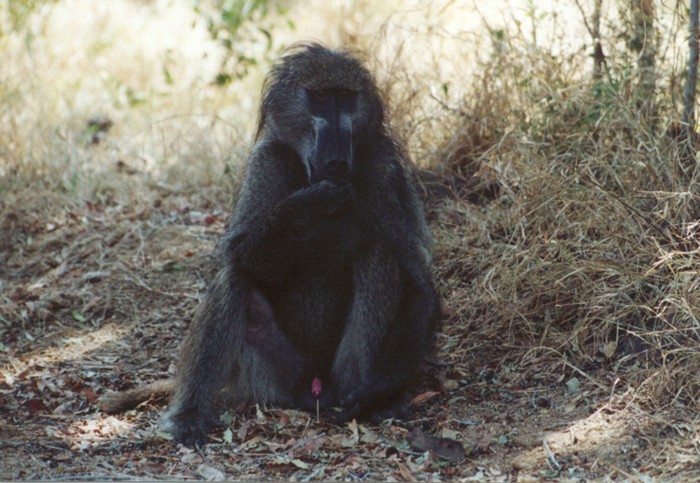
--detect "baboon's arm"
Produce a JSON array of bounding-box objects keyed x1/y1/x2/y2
[
  {"x1": 229, "y1": 179, "x2": 354, "y2": 285},
  {"x1": 330, "y1": 244, "x2": 401, "y2": 402},
  {"x1": 329, "y1": 225, "x2": 438, "y2": 422}
]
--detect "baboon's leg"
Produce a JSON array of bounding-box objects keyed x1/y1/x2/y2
[
  {"x1": 246, "y1": 289, "x2": 322, "y2": 410},
  {"x1": 342, "y1": 277, "x2": 438, "y2": 421},
  {"x1": 160, "y1": 268, "x2": 248, "y2": 446},
  {"x1": 162, "y1": 276, "x2": 324, "y2": 445}
]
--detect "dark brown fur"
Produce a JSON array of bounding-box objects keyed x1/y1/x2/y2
[{"x1": 101, "y1": 44, "x2": 439, "y2": 446}]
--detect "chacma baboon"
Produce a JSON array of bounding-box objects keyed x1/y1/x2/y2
[{"x1": 100, "y1": 43, "x2": 439, "y2": 446}]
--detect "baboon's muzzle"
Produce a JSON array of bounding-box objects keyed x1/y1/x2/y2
[
  {"x1": 313, "y1": 119, "x2": 352, "y2": 181},
  {"x1": 308, "y1": 88, "x2": 356, "y2": 183}
]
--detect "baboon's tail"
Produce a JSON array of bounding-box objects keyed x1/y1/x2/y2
[{"x1": 97, "y1": 380, "x2": 174, "y2": 414}]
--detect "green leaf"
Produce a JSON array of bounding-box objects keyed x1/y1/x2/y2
[
  {"x1": 219, "y1": 410, "x2": 234, "y2": 426},
  {"x1": 565, "y1": 377, "x2": 580, "y2": 394},
  {"x1": 72, "y1": 311, "x2": 87, "y2": 323},
  {"x1": 223, "y1": 428, "x2": 233, "y2": 444},
  {"x1": 494, "y1": 435, "x2": 509, "y2": 445}
]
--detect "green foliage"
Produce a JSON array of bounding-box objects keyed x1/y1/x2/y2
[
  {"x1": 1, "y1": 0, "x2": 58, "y2": 37},
  {"x1": 194, "y1": 0, "x2": 290, "y2": 84}
]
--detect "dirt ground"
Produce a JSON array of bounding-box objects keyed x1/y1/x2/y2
[{"x1": 1, "y1": 178, "x2": 695, "y2": 481}]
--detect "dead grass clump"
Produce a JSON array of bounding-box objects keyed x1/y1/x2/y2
[{"x1": 431, "y1": 26, "x2": 700, "y2": 418}]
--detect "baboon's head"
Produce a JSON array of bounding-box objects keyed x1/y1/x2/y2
[{"x1": 257, "y1": 43, "x2": 385, "y2": 184}]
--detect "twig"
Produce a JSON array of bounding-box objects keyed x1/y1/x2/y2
[
  {"x1": 542, "y1": 440, "x2": 561, "y2": 471},
  {"x1": 42, "y1": 476, "x2": 154, "y2": 482},
  {"x1": 581, "y1": 171, "x2": 676, "y2": 246},
  {"x1": 0, "y1": 440, "x2": 70, "y2": 451},
  {"x1": 602, "y1": 461, "x2": 639, "y2": 481},
  {"x1": 572, "y1": 0, "x2": 595, "y2": 38},
  {"x1": 609, "y1": 377, "x2": 620, "y2": 405},
  {"x1": 302, "y1": 467, "x2": 324, "y2": 482}
]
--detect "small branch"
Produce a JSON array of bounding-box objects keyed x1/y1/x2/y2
[
  {"x1": 302, "y1": 467, "x2": 324, "y2": 482},
  {"x1": 572, "y1": 0, "x2": 595, "y2": 38},
  {"x1": 542, "y1": 440, "x2": 561, "y2": 471}
]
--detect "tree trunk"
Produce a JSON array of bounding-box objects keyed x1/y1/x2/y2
[
  {"x1": 629, "y1": 0, "x2": 656, "y2": 124},
  {"x1": 593, "y1": 0, "x2": 604, "y2": 81},
  {"x1": 683, "y1": 0, "x2": 699, "y2": 133},
  {"x1": 682, "y1": 0, "x2": 699, "y2": 179}
]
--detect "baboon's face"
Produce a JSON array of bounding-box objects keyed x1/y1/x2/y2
[
  {"x1": 302, "y1": 87, "x2": 357, "y2": 183},
  {"x1": 261, "y1": 46, "x2": 384, "y2": 184}
]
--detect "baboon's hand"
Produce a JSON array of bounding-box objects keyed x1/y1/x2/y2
[
  {"x1": 337, "y1": 385, "x2": 369, "y2": 418},
  {"x1": 328, "y1": 386, "x2": 408, "y2": 425},
  {"x1": 281, "y1": 180, "x2": 355, "y2": 225}
]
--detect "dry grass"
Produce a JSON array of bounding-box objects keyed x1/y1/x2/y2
[
  {"x1": 425, "y1": 17, "x2": 700, "y2": 477},
  {"x1": 434, "y1": 15, "x2": 698, "y2": 367},
  {"x1": 1, "y1": 0, "x2": 700, "y2": 479}
]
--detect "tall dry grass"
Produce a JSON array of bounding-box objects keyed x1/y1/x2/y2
[{"x1": 426, "y1": 18, "x2": 700, "y2": 424}]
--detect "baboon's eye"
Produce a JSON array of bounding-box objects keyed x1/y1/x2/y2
[
  {"x1": 308, "y1": 89, "x2": 332, "y2": 100},
  {"x1": 336, "y1": 88, "x2": 356, "y2": 100},
  {"x1": 307, "y1": 88, "x2": 357, "y2": 101}
]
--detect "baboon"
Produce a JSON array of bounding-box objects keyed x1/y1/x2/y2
[{"x1": 101, "y1": 43, "x2": 439, "y2": 446}]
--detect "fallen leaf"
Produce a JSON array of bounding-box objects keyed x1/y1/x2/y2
[
  {"x1": 240, "y1": 435, "x2": 264, "y2": 450},
  {"x1": 237, "y1": 421, "x2": 250, "y2": 441},
  {"x1": 196, "y1": 464, "x2": 225, "y2": 481},
  {"x1": 72, "y1": 310, "x2": 86, "y2": 322},
  {"x1": 566, "y1": 377, "x2": 581, "y2": 394},
  {"x1": 360, "y1": 426, "x2": 378, "y2": 444},
  {"x1": 347, "y1": 419, "x2": 359, "y2": 445},
  {"x1": 494, "y1": 434, "x2": 509, "y2": 445},
  {"x1": 396, "y1": 461, "x2": 417, "y2": 482},
  {"x1": 601, "y1": 341, "x2": 617, "y2": 359},
  {"x1": 440, "y1": 427, "x2": 461, "y2": 440},
  {"x1": 410, "y1": 391, "x2": 440, "y2": 406},
  {"x1": 409, "y1": 427, "x2": 466, "y2": 463},
  {"x1": 442, "y1": 379, "x2": 460, "y2": 391},
  {"x1": 275, "y1": 409, "x2": 289, "y2": 427},
  {"x1": 181, "y1": 452, "x2": 203, "y2": 464},
  {"x1": 298, "y1": 433, "x2": 326, "y2": 454},
  {"x1": 80, "y1": 387, "x2": 97, "y2": 404},
  {"x1": 290, "y1": 459, "x2": 309, "y2": 469},
  {"x1": 476, "y1": 431, "x2": 495, "y2": 453},
  {"x1": 24, "y1": 398, "x2": 49, "y2": 415}
]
